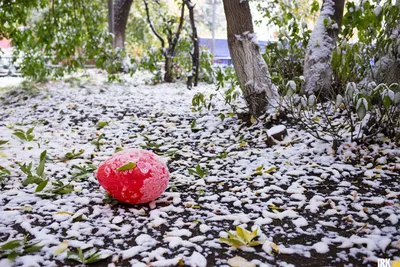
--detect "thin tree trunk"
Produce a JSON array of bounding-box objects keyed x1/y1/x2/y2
[
  {"x1": 222, "y1": 0, "x2": 278, "y2": 116},
  {"x1": 164, "y1": 2, "x2": 185, "y2": 82},
  {"x1": 360, "y1": 23, "x2": 400, "y2": 87},
  {"x1": 303, "y1": 0, "x2": 345, "y2": 96},
  {"x1": 184, "y1": 0, "x2": 199, "y2": 88},
  {"x1": 108, "y1": 0, "x2": 114, "y2": 34},
  {"x1": 143, "y1": 0, "x2": 185, "y2": 83},
  {"x1": 113, "y1": 0, "x2": 133, "y2": 48}
]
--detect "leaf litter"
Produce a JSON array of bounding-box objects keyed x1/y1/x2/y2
[{"x1": 0, "y1": 71, "x2": 399, "y2": 266}]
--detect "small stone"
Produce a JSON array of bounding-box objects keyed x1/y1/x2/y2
[{"x1": 266, "y1": 125, "x2": 288, "y2": 146}]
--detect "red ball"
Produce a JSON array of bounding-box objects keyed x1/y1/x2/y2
[{"x1": 96, "y1": 149, "x2": 169, "y2": 204}]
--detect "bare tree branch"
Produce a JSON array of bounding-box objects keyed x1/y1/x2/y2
[{"x1": 143, "y1": 0, "x2": 165, "y2": 50}]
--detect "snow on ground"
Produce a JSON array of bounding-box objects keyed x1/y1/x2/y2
[
  {"x1": 0, "y1": 77, "x2": 24, "y2": 89},
  {"x1": 0, "y1": 71, "x2": 399, "y2": 266}
]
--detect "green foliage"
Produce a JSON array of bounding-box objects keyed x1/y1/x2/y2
[
  {"x1": 0, "y1": 0, "x2": 47, "y2": 41},
  {"x1": 141, "y1": 141, "x2": 162, "y2": 150},
  {"x1": 188, "y1": 164, "x2": 208, "y2": 178},
  {"x1": 190, "y1": 118, "x2": 203, "y2": 132},
  {"x1": 63, "y1": 149, "x2": 85, "y2": 161},
  {"x1": 12, "y1": 127, "x2": 35, "y2": 142},
  {"x1": 0, "y1": 165, "x2": 11, "y2": 184},
  {"x1": 253, "y1": 165, "x2": 277, "y2": 176},
  {"x1": 19, "y1": 150, "x2": 47, "y2": 187},
  {"x1": 212, "y1": 152, "x2": 228, "y2": 160},
  {"x1": 219, "y1": 226, "x2": 262, "y2": 248},
  {"x1": 199, "y1": 47, "x2": 215, "y2": 84},
  {"x1": 285, "y1": 81, "x2": 400, "y2": 149},
  {"x1": 91, "y1": 134, "x2": 104, "y2": 151},
  {"x1": 67, "y1": 247, "x2": 111, "y2": 264},
  {"x1": 342, "y1": 1, "x2": 400, "y2": 52},
  {"x1": 331, "y1": 1, "x2": 400, "y2": 89},
  {"x1": 0, "y1": 236, "x2": 43, "y2": 261},
  {"x1": 133, "y1": 0, "x2": 215, "y2": 84},
  {"x1": 4, "y1": 0, "x2": 126, "y2": 81},
  {"x1": 138, "y1": 48, "x2": 164, "y2": 84},
  {"x1": 192, "y1": 92, "x2": 216, "y2": 111},
  {"x1": 331, "y1": 42, "x2": 371, "y2": 90},
  {"x1": 96, "y1": 121, "x2": 109, "y2": 130},
  {"x1": 257, "y1": 0, "x2": 317, "y2": 90},
  {"x1": 215, "y1": 67, "x2": 241, "y2": 112},
  {"x1": 71, "y1": 164, "x2": 97, "y2": 181},
  {"x1": 191, "y1": 66, "x2": 240, "y2": 116},
  {"x1": 37, "y1": 179, "x2": 75, "y2": 198},
  {"x1": 0, "y1": 140, "x2": 9, "y2": 147}
]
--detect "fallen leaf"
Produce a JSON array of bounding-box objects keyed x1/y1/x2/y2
[
  {"x1": 53, "y1": 240, "x2": 68, "y2": 256},
  {"x1": 227, "y1": 256, "x2": 255, "y2": 267}
]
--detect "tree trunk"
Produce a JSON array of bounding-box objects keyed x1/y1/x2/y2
[
  {"x1": 185, "y1": 0, "x2": 199, "y2": 88},
  {"x1": 163, "y1": 2, "x2": 185, "y2": 82},
  {"x1": 108, "y1": 0, "x2": 114, "y2": 34},
  {"x1": 143, "y1": 0, "x2": 184, "y2": 83},
  {"x1": 113, "y1": 0, "x2": 133, "y2": 48},
  {"x1": 360, "y1": 25, "x2": 400, "y2": 88},
  {"x1": 303, "y1": 0, "x2": 345, "y2": 96},
  {"x1": 164, "y1": 55, "x2": 174, "y2": 83},
  {"x1": 222, "y1": 0, "x2": 278, "y2": 116}
]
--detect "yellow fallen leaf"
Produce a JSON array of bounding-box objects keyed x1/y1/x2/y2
[
  {"x1": 56, "y1": 211, "x2": 73, "y2": 216},
  {"x1": 53, "y1": 240, "x2": 68, "y2": 256},
  {"x1": 271, "y1": 242, "x2": 280, "y2": 253},
  {"x1": 0, "y1": 152, "x2": 6, "y2": 158},
  {"x1": 227, "y1": 256, "x2": 256, "y2": 267}
]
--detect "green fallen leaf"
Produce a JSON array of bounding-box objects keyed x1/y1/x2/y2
[
  {"x1": 35, "y1": 179, "x2": 48, "y2": 192},
  {"x1": 116, "y1": 162, "x2": 137, "y2": 171},
  {"x1": 219, "y1": 226, "x2": 262, "y2": 248},
  {"x1": 96, "y1": 121, "x2": 109, "y2": 130},
  {"x1": 0, "y1": 140, "x2": 8, "y2": 146},
  {"x1": 1, "y1": 240, "x2": 22, "y2": 250}
]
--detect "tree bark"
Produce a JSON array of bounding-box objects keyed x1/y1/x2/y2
[
  {"x1": 108, "y1": 0, "x2": 114, "y2": 34},
  {"x1": 303, "y1": 0, "x2": 345, "y2": 96},
  {"x1": 184, "y1": 0, "x2": 199, "y2": 88},
  {"x1": 360, "y1": 25, "x2": 400, "y2": 87},
  {"x1": 164, "y1": 2, "x2": 185, "y2": 82},
  {"x1": 143, "y1": 0, "x2": 185, "y2": 83},
  {"x1": 113, "y1": 0, "x2": 133, "y2": 48},
  {"x1": 222, "y1": 0, "x2": 278, "y2": 116}
]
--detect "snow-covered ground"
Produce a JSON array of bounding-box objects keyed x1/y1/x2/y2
[
  {"x1": 0, "y1": 71, "x2": 399, "y2": 266},
  {"x1": 0, "y1": 77, "x2": 24, "y2": 88}
]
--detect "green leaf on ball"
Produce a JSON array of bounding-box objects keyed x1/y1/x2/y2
[{"x1": 116, "y1": 162, "x2": 137, "y2": 171}]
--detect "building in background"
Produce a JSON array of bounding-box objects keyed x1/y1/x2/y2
[{"x1": 199, "y1": 38, "x2": 270, "y2": 65}]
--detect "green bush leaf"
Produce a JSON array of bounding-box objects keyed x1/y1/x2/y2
[
  {"x1": 35, "y1": 179, "x2": 48, "y2": 192},
  {"x1": 1, "y1": 240, "x2": 22, "y2": 250},
  {"x1": 356, "y1": 98, "x2": 368, "y2": 120},
  {"x1": 36, "y1": 150, "x2": 47, "y2": 177},
  {"x1": 7, "y1": 251, "x2": 19, "y2": 261}
]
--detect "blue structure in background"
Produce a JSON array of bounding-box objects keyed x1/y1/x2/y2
[{"x1": 199, "y1": 38, "x2": 270, "y2": 65}]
